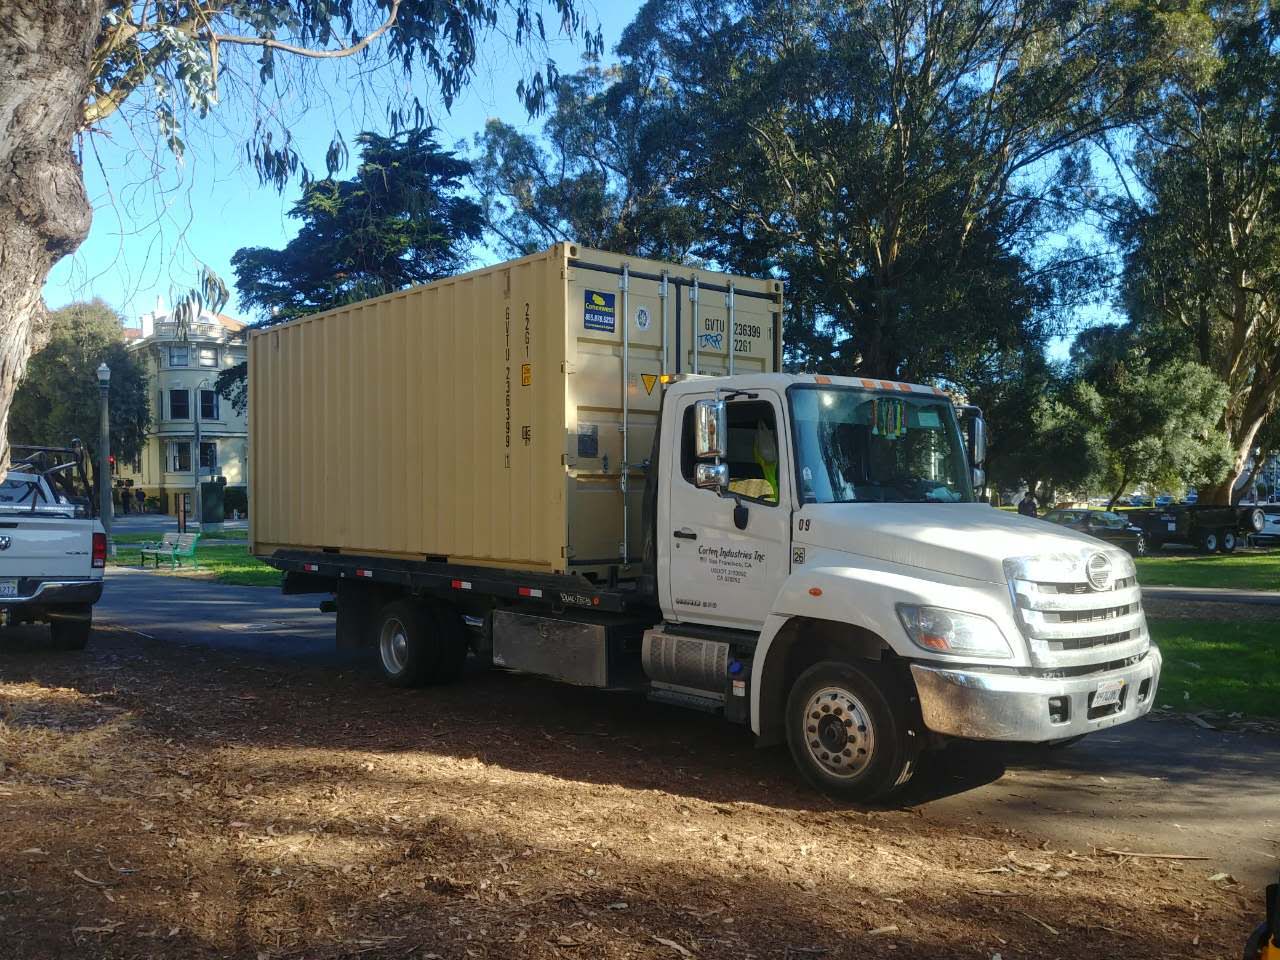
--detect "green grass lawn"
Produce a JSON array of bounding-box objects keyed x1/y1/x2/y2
[
  {"x1": 109, "y1": 542, "x2": 280, "y2": 587},
  {"x1": 1135, "y1": 550, "x2": 1280, "y2": 591},
  {"x1": 1149, "y1": 619, "x2": 1280, "y2": 718}
]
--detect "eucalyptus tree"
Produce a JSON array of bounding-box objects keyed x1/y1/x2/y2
[{"x1": 0, "y1": 0, "x2": 599, "y2": 472}]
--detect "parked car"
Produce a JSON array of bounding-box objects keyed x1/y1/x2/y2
[
  {"x1": 1042, "y1": 509, "x2": 1148, "y2": 556},
  {"x1": 0, "y1": 444, "x2": 106, "y2": 649},
  {"x1": 1155, "y1": 494, "x2": 1174, "y2": 507}
]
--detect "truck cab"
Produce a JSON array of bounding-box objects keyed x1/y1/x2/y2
[{"x1": 648, "y1": 373, "x2": 1160, "y2": 798}]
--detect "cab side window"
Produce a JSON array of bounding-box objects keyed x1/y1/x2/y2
[{"x1": 679, "y1": 399, "x2": 780, "y2": 505}]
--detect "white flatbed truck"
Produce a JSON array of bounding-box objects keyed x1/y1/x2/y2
[{"x1": 251, "y1": 245, "x2": 1160, "y2": 800}]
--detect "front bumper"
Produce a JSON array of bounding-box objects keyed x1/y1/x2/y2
[
  {"x1": 910, "y1": 646, "x2": 1162, "y2": 742},
  {"x1": 0, "y1": 579, "x2": 104, "y2": 608}
]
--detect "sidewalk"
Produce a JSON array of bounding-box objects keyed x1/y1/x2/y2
[{"x1": 1142, "y1": 584, "x2": 1280, "y2": 605}]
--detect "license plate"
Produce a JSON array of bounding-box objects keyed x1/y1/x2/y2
[
  {"x1": 1093, "y1": 679, "x2": 1125, "y2": 709},
  {"x1": 0, "y1": 579, "x2": 17, "y2": 598}
]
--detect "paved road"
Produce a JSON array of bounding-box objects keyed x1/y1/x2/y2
[{"x1": 95, "y1": 567, "x2": 1280, "y2": 889}]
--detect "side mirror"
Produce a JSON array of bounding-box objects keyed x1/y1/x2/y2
[
  {"x1": 695, "y1": 462, "x2": 729, "y2": 492},
  {"x1": 969, "y1": 416, "x2": 987, "y2": 467},
  {"x1": 694, "y1": 399, "x2": 728, "y2": 460},
  {"x1": 972, "y1": 467, "x2": 985, "y2": 493}
]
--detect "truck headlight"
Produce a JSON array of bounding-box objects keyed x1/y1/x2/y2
[{"x1": 896, "y1": 605, "x2": 1013, "y2": 659}]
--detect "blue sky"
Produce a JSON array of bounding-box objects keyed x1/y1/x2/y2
[{"x1": 45, "y1": 3, "x2": 640, "y2": 327}]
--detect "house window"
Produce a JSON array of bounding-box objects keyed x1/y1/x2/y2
[
  {"x1": 199, "y1": 389, "x2": 219, "y2": 420},
  {"x1": 168, "y1": 389, "x2": 190, "y2": 420},
  {"x1": 169, "y1": 345, "x2": 189, "y2": 367},
  {"x1": 198, "y1": 347, "x2": 218, "y2": 368},
  {"x1": 169, "y1": 441, "x2": 192, "y2": 473},
  {"x1": 199, "y1": 441, "x2": 218, "y2": 471}
]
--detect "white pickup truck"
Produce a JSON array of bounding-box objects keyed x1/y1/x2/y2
[{"x1": 0, "y1": 445, "x2": 106, "y2": 649}]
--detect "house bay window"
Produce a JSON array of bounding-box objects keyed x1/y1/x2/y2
[
  {"x1": 200, "y1": 441, "x2": 218, "y2": 471},
  {"x1": 169, "y1": 345, "x2": 189, "y2": 367},
  {"x1": 199, "y1": 389, "x2": 219, "y2": 420},
  {"x1": 168, "y1": 441, "x2": 192, "y2": 473},
  {"x1": 169, "y1": 389, "x2": 190, "y2": 420},
  {"x1": 198, "y1": 346, "x2": 218, "y2": 367}
]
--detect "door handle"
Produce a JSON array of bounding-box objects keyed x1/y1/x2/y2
[{"x1": 673, "y1": 529, "x2": 697, "y2": 540}]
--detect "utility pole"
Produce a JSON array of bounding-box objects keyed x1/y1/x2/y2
[{"x1": 96, "y1": 363, "x2": 113, "y2": 552}]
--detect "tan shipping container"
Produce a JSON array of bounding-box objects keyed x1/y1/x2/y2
[{"x1": 249, "y1": 243, "x2": 783, "y2": 575}]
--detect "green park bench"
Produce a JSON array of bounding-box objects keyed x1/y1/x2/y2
[{"x1": 140, "y1": 532, "x2": 202, "y2": 569}]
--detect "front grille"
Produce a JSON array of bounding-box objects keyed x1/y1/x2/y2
[
  {"x1": 1054, "y1": 628, "x2": 1139, "y2": 652},
  {"x1": 1010, "y1": 573, "x2": 1147, "y2": 666}
]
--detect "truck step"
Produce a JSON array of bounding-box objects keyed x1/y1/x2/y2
[{"x1": 647, "y1": 685, "x2": 723, "y2": 714}]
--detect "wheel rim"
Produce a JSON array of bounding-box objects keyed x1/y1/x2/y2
[
  {"x1": 801, "y1": 686, "x2": 876, "y2": 779},
  {"x1": 1222, "y1": 532, "x2": 1235, "y2": 550},
  {"x1": 379, "y1": 617, "x2": 409, "y2": 675},
  {"x1": 1135, "y1": 535, "x2": 1146, "y2": 556},
  {"x1": 1204, "y1": 533, "x2": 1217, "y2": 551}
]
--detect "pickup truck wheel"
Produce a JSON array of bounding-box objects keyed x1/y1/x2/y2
[
  {"x1": 785, "y1": 660, "x2": 916, "y2": 802},
  {"x1": 1131, "y1": 534, "x2": 1147, "y2": 558},
  {"x1": 48, "y1": 605, "x2": 92, "y2": 651},
  {"x1": 1198, "y1": 529, "x2": 1219, "y2": 553},
  {"x1": 1220, "y1": 530, "x2": 1237, "y2": 553},
  {"x1": 376, "y1": 600, "x2": 467, "y2": 687}
]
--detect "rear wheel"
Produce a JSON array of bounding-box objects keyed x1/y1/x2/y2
[
  {"x1": 48, "y1": 604, "x2": 92, "y2": 651},
  {"x1": 1198, "y1": 529, "x2": 1219, "y2": 553},
  {"x1": 376, "y1": 599, "x2": 467, "y2": 687},
  {"x1": 785, "y1": 660, "x2": 917, "y2": 802},
  {"x1": 1220, "y1": 530, "x2": 1237, "y2": 553}
]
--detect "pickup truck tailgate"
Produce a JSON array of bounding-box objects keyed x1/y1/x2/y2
[{"x1": 0, "y1": 516, "x2": 95, "y2": 579}]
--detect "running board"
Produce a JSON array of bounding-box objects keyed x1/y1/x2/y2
[{"x1": 647, "y1": 685, "x2": 723, "y2": 714}]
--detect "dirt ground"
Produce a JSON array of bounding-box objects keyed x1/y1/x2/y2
[{"x1": 0, "y1": 627, "x2": 1255, "y2": 960}]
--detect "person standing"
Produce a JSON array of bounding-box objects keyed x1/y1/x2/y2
[
  {"x1": 135, "y1": 488, "x2": 146, "y2": 514},
  {"x1": 1017, "y1": 490, "x2": 1039, "y2": 518}
]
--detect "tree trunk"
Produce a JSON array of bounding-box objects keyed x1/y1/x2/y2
[
  {"x1": 1200, "y1": 412, "x2": 1267, "y2": 505},
  {"x1": 0, "y1": 1, "x2": 102, "y2": 475}
]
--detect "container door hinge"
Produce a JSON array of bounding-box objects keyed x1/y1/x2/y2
[{"x1": 561, "y1": 361, "x2": 575, "y2": 374}]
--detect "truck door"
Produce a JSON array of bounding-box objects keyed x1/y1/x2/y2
[{"x1": 663, "y1": 390, "x2": 792, "y2": 629}]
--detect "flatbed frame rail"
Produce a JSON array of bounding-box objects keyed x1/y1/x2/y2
[{"x1": 266, "y1": 549, "x2": 651, "y2": 615}]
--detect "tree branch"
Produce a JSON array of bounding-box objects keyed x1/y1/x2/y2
[{"x1": 210, "y1": 0, "x2": 401, "y2": 60}]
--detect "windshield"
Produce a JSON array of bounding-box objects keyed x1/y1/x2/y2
[{"x1": 789, "y1": 386, "x2": 974, "y2": 504}]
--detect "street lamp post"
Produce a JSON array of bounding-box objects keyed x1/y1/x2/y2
[{"x1": 96, "y1": 363, "x2": 112, "y2": 550}]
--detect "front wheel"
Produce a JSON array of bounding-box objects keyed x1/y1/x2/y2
[
  {"x1": 1131, "y1": 534, "x2": 1147, "y2": 558},
  {"x1": 785, "y1": 660, "x2": 917, "y2": 802},
  {"x1": 49, "y1": 604, "x2": 92, "y2": 651}
]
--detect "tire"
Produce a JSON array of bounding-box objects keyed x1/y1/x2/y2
[
  {"x1": 1243, "y1": 507, "x2": 1265, "y2": 534},
  {"x1": 375, "y1": 599, "x2": 468, "y2": 687},
  {"x1": 785, "y1": 659, "x2": 918, "y2": 802},
  {"x1": 48, "y1": 604, "x2": 92, "y2": 651},
  {"x1": 1198, "y1": 529, "x2": 1219, "y2": 553},
  {"x1": 1220, "y1": 530, "x2": 1237, "y2": 554},
  {"x1": 1130, "y1": 534, "x2": 1147, "y2": 558}
]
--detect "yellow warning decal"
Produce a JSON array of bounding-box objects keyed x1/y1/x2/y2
[
  {"x1": 641, "y1": 373, "x2": 658, "y2": 395},
  {"x1": 521, "y1": 363, "x2": 532, "y2": 386}
]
